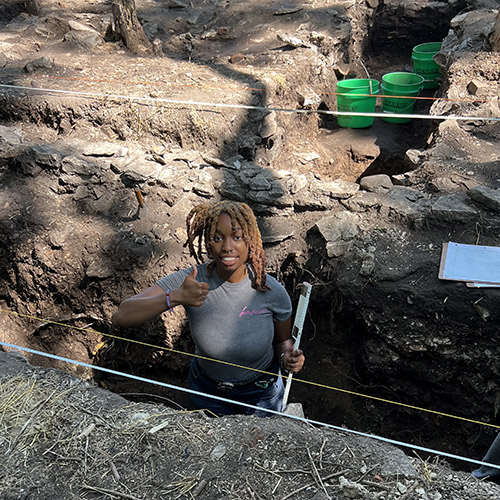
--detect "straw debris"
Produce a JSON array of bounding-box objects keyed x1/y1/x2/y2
[{"x1": 0, "y1": 351, "x2": 499, "y2": 499}]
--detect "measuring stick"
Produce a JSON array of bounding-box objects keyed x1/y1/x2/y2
[{"x1": 281, "y1": 282, "x2": 312, "y2": 412}]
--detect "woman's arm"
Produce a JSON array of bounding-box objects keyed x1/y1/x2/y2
[
  {"x1": 273, "y1": 317, "x2": 305, "y2": 373},
  {"x1": 111, "y1": 284, "x2": 170, "y2": 327},
  {"x1": 112, "y1": 267, "x2": 210, "y2": 327}
]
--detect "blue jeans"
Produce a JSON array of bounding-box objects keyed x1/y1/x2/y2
[
  {"x1": 473, "y1": 433, "x2": 500, "y2": 480},
  {"x1": 188, "y1": 357, "x2": 284, "y2": 416}
]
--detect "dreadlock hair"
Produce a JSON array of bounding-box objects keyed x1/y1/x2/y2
[{"x1": 184, "y1": 200, "x2": 269, "y2": 291}]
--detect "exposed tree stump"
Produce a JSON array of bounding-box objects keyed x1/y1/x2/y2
[
  {"x1": 491, "y1": 9, "x2": 500, "y2": 52},
  {"x1": 111, "y1": 0, "x2": 152, "y2": 55}
]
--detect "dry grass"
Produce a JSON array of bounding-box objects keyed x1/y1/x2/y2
[{"x1": 1, "y1": 357, "x2": 499, "y2": 500}]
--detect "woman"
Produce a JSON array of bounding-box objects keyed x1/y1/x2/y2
[{"x1": 112, "y1": 200, "x2": 305, "y2": 416}]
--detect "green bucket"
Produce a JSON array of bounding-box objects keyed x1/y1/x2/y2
[
  {"x1": 411, "y1": 42, "x2": 442, "y2": 89},
  {"x1": 336, "y1": 78, "x2": 379, "y2": 128},
  {"x1": 381, "y1": 72, "x2": 424, "y2": 124}
]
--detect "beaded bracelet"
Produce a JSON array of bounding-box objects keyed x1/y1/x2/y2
[{"x1": 165, "y1": 289, "x2": 173, "y2": 312}]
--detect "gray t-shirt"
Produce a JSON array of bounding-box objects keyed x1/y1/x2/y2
[{"x1": 157, "y1": 263, "x2": 292, "y2": 382}]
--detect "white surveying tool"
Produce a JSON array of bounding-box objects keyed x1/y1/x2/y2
[{"x1": 281, "y1": 282, "x2": 312, "y2": 417}]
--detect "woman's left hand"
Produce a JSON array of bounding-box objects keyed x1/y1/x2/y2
[{"x1": 283, "y1": 349, "x2": 305, "y2": 373}]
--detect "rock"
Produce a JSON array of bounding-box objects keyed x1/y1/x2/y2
[
  {"x1": 259, "y1": 217, "x2": 296, "y2": 244},
  {"x1": 49, "y1": 228, "x2": 69, "y2": 248},
  {"x1": 61, "y1": 156, "x2": 95, "y2": 177},
  {"x1": 294, "y1": 192, "x2": 338, "y2": 211},
  {"x1": 202, "y1": 155, "x2": 239, "y2": 170},
  {"x1": 237, "y1": 165, "x2": 263, "y2": 186},
  {"x1": 125, "y1": 160, "x2": 164, "y2": 181},
  {"x1": 415, "y1": 487, "x2": 430, "y2": 499},
  {"x1": 342, "y1": 192, "x2": 386, "y2": 212},
  {"x1": 391, "y1": 173, "x2": 413, "y2": 186},
  {"x1": 396, "y1": 481, "x2": 407, "y2": 494},
  {"x1": 315, "y1": 212, "x2": 359, "y2": 257},
  {"x1": 316, "y1": 179, "x2": 359, "y2": 199},
  {"x1": 467, "y1": 79, "x2": 487, "y2": 96},
  {"x1": 74, "y1": 184, "x2": 90, "y2": 200},
  {"x1": 246, "y1": 186, "x2": 286, "y2": 205},
  {"x1": 24, "y1": 56, "x2": 53, "y2": 73},
  {"x1": 86, "y1": 260, "x2": 113, "y2": 279},
  {"x1": 360, "y1": 174, "x2": 393, "y2": 193},
  {"x1": 333, "y1": 60, "x2": 351, "y2": 76},
  {"x1": 447, "y1": 9, "x2": 498, "y2": 55},
  {"x1": 430, "y1": 194, "x2": 478, "y2": 222},
  {"x1": 297, "y1": 88, "x2": 321, "y2": 109},
  {"x1": 218, "y1": 176, "x2": 247, "y2": 202},
  {"x1": 338, "y1": 475, "x2": 370, "y2": 499},
  {"x1": 239, "y1": 137, "x2": 257, "y2": 160},
  {"x1": 276, "y1": 33, "x2": 312, "y2": 49},
  {"x1": 273, "y1": 6, "x2": 302, "y2": 15},
  {"x1": 350, "y1": 140, "x2": 380, "y2": 161},
  {"x1": 359, "y1": 252, "x2": 375, "y2": 276},
  {"x1": 405, "y1": 148, "x2": 425, "y2": 168},
  {"x1": 152, "y1": 38, "x2": 163, "y2": 56},
  {"x1": 67, "y1": 20, "x2": 93, "y2": 32},
  {"x1": 249, "y1": 173, "x2": 272, "y2": 191},
  {"x1": 429, "y1": 491, "x2": 442, "y2": 500},
  {"x1": 389, "y1": 186, "x2": 426, "y2": 204},
  {"x1": 210, "y1": 444, "x2": 226, "y2": 460},
  {"x1": 64, "y1": 22, "x2": 103, "y2": 50},
  {"x1": 289, "y1": 174, "x2": 308, "y2": 194},
  {"x1": 297, "y1": 152, "x2": 320, "y2": 164},
  {"x1": 429, "y1": 176, "x2": 460, "y2": 193},
  {"x1": 193, "y1": 182, "x2": 215, "y2": 197},
  {"x1": 0, "y1": 51, "x2": 7, "y2": 68},
  {"x1": 17, "y1": 145, "x2": 62, "y2": 175},
  {"x1": 467, "y1": 185, "x2": 500, "y2": 212},
  {"x1": 282, "y1": 402, "x2": 304, "y2": 417},
  {"x1": 259, "y1": 112, "x2": 278, "y2": 139},
  {"x1": 0, "y1": 125, "x2": 22, "y2": 145},
  {"x1": 168, "y1": 0, "x2": 188, "y2": 8},
  {"x1": 215, "y1": 27, "x2": 231, "y2": 39},
  {"x1": 229, "y1": 53, "x2": 244, "y2": 64}
]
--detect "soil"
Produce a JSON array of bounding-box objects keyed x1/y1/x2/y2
[
  {"x1": 2, "y1": 350, "x2": 500, "y2": 500},
  {"x1": 1, "y1": 0, "x2": 500, "y2": 499}
]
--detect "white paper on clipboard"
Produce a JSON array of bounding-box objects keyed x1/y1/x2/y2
[{"x1": 438, "y1": 242, "x2": 500, "y2": 285}]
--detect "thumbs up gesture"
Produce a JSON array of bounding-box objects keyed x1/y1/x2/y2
[{"x1": 177, "y1": 267, "x2": 210, "y2": 307}]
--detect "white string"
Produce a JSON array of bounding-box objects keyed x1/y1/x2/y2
[
  {"x1": 0, "y1": 83, "x2": 498, "y2": 122},
  {"x1": 1, "y1": 340, "x2": 499, "y2": 473}
]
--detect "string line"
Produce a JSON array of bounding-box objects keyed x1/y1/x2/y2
[
  {"x1": 0, "y1": 339, "x2": 498, "y2": 473},
  {"x1": 0, "y1": 73, "x2": 496, "y2": 103},
  {"x1": 0, "y1": 84, "x2": 498, "y2": 122},
  {"x1": 1, "y1": 308, "x2": 499, "y2": 430}
]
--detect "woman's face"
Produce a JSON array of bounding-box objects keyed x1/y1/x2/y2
[{"x1": 209, "y1": 213, "x2": 249, "y2": 283}]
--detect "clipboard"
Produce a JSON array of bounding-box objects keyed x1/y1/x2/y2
[{"x1": 438, "y1": 242, "x2": 500, "y2": 286}]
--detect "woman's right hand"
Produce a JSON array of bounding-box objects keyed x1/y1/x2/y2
[
  {"x1": 172, "y1": 267, "x2": 210, "y2": 307},
  {"x1": 112, "y1": 267, "x2": 209, "y2": 327}
]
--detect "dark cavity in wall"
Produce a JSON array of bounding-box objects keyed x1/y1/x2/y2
[
  {"x1": 278, "y1": 265, "x2": 490, "y2": 474},
  {"x1": 364, "y1": 0, "x2": 468, "y2": 57}
]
